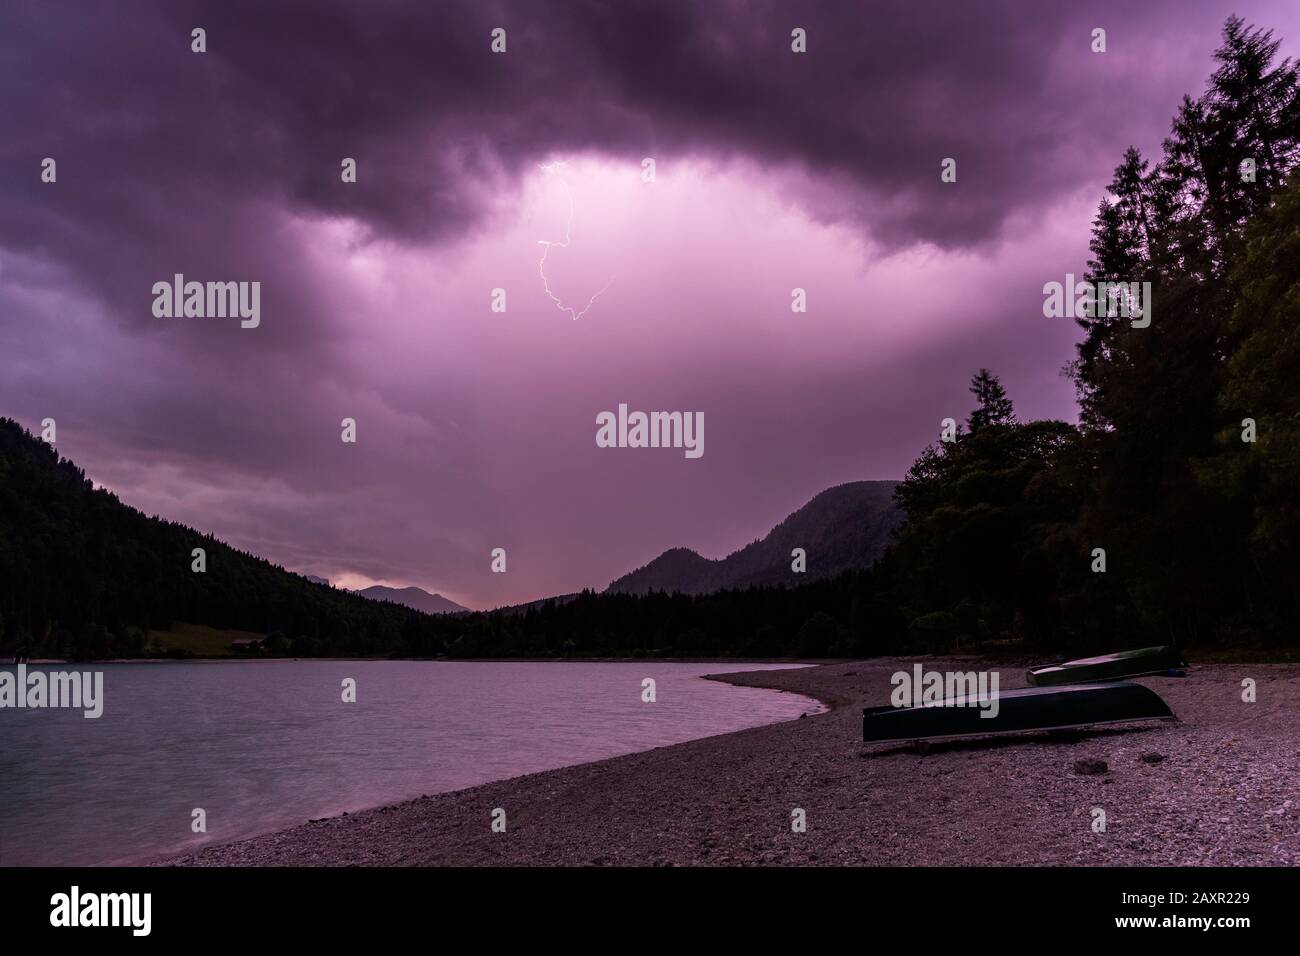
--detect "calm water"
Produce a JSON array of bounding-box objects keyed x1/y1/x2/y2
[{"x1": 0, "y1": 660, "x2": 818, "y2": 866}]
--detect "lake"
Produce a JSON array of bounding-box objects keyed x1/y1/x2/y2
[{"x1": 0, "y1": 660, "x2": 819, "y2": 866}]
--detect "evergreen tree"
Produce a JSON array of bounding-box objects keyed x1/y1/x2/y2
[
  {"x1": 1204, "y1": 175, "x2": 1300, "y2": 628},
  {"x1": 1206, "y1": 17, "x2": 1300, "y2": 224},
  {"x1": 966, "y1": 369, "x2": 1016, "y2": 432},
  {"x1": 1074, "y1": 189, "x2": 1143, "y2": 428}
]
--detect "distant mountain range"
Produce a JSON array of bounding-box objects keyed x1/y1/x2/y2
[
  {"x1": 295, "y1": 575, "x2": 468, "y2": 615},
  {"x1": 355, "y1": 585, "x2": 468, "y2": 615},
  {"x1": 605, "y1": 480, "x2": 901, "y2": 596}
]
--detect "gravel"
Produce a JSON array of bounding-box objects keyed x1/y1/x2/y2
[{"x1": 158, "y1": 658, "x2": 1300, "y2": 866}]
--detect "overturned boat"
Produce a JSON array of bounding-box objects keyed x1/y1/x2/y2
[
  {"x1": 1026, "y1": 645, "x2": 1186, "y2": 687},
  {"x1": 862, "y1": 681, "x2": 1175, "y2": 744}
]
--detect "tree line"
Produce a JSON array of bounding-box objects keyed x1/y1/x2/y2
[{"x1": 889, "y1": 17, "x2": 1300, "y2": 653}]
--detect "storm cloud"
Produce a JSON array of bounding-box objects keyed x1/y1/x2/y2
[{"x1": 2, "y1": 0, "x2": 1297, "y2": 607}]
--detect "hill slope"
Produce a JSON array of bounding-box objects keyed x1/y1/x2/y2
[
  {"x1": 606, "y1": 480, "x2": 901, "y2": 595},
  {"x1": 0, "y1": 418, "x2": 448, "y2": 659}
]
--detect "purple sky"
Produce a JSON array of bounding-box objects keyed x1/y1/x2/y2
[{"x1": 3, "y1": 1, "x2": 1298, "y2": 609}]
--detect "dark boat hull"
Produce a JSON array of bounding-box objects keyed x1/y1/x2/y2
[
  {"x1": 862, "y1": 681, "x2": 1175, "y2": 744},
  {"x1": 1027, "y1": 645, "x2": 1186, "y2": 687}
]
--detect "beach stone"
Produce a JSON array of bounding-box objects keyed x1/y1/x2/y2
[
  {"x1": 1074, "y1": 758, "x2": 1109, "y2": 775},
  {"x1": 1140, "y1": 752, "x2": 1165, "y2": 764}
]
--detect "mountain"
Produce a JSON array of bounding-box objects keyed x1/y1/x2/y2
[
  {"x1": 605, "y1": 480, "x2": 901, "y2": 596},
  {"x1": 356, "y1": 585, "x2": 468, "y2": 614},
  {"x1": 0, "y1": 417, "x2": 449, "y2": 659},
  {"x1": 0, "y1": 415, "x2": 901, "y2": 660}
]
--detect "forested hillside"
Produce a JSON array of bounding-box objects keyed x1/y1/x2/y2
[{"x1": 0, "y1": 419, "x2": 429, "y2": 659}]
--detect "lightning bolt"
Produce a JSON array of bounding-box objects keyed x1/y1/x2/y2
[{"x1": 536, "y1": 161, "x2": 614, "y2": 320}]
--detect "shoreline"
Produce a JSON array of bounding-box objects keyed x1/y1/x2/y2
[
  {"x1": 17, "y1": 645, "x2": 1300, "y2": 666},
  {"x1": 12, "y1": 656, "x2": 841, "y2": 666},
  {"x1": 158, "y1": 659, "x2": 1300, "y2": 866}
]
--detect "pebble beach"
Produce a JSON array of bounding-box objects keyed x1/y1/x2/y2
[{"x1": 160, "y1": 659, "x2": 1300, "y2": 866}]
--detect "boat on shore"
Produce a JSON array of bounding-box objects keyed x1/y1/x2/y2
[
  {"x1": 1027, "y1": 645, "x2": 1186, "y2": 687},
  {"x1": 862, "y1": 680, "x2": 1175, "y2": 744}
]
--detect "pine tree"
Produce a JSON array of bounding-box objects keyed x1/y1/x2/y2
[
  {"x1": 1160, "y1": 94, "x2": 1224, "y2": 278},
  {"x1": 1206, "y1": 16, "x2": 1300, "y2": 221},
  {"x1": 1111, "y1": 147, "x2": 1154, "y2": 263},
  {"x1": 966, "y1": 369, "x2": 1015, "y2": 433},
  {"x1": 1074, "y1": 196, "x2": 1138, "y2": 426},
  {"x1": 1212, "y1": 175, "x2": 1300, "y2": 625}
]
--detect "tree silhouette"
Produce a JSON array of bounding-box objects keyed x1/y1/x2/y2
[{"x1": 966, "y1": 369, "x2": 1016, "y2": 433}]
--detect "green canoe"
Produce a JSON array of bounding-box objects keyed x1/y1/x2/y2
[
  {"x1": 1027, "y1": 645, "x2": 1186, "y2": 687},
  {"x1": 862, "y1": 681, "x2": 1175, "y2": 744}
]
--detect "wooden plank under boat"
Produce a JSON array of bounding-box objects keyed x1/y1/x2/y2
[
  {"x1": 1026, "y1": 645, "x2": 1186, "y2": 687},
  {"x1": 861, "y1": 681, "x2": 1175, "y2": 744}
]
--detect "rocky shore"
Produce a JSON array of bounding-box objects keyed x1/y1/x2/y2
[{"x1": 160, "y1": 659, "x2": 1300, "y2": 866}]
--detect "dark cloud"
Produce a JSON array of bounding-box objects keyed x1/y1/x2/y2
[{"x1": 1, "y1": 0, "x2": 1251, "y2": 266}]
